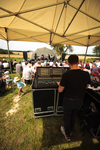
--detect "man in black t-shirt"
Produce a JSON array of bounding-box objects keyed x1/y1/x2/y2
[{"x1": 57, "y1": 55, "x2": 90, "y2": 141}]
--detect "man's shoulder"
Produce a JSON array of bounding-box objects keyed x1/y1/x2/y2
[
  {"x1": 62, "y1": 70, "x2": 70, "y2": 77},
  {"x1": 80, "y1": 69, "x2": 90, "y2": 75}
]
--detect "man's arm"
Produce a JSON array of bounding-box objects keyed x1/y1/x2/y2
[
  {"x1": 57, "y1": 82, "x2": 65, "y2": 93},
  {"x1": 86, "y1": 84, "x2": 89, "y2": 89}
]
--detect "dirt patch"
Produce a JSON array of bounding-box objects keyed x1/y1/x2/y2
[
  {"x1": 5, "y1": 95, "x2": 21, "y2": 117},
  {"x1": 6, "y1": 103, "x2": 19, "y2": 117}
]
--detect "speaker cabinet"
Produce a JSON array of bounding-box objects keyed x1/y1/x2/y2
[
  {"x1": 62, "y1": 53, "x2": 66, "y2": 61},
  {"x1": 23, "y1": 52, "x2": 27, "y2": 60},
  {"x1": 32, "y1": 88, "x2": 56, "y2": 118}
]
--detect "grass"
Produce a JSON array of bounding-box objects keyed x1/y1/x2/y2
[
  {"x1": 0, "y1": 55, "x2": 99, "y2": 63},
  {"x1": 0, "y1": 57, "x2": 24, "y2": 62},
  {"x1": 0, "y1": 64, "x2": 100, "y2": 150}
]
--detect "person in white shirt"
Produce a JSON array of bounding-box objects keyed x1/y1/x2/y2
[
  {"x1": 50, "y1": 60, "x2": 53, "y2": 67},
  {"x1": 83, "y1": 65, "x2": 91, "y2": 75},
  {"x1": 96, "y1": 60, "x2": 100, "y2": 68},
  {"x1": 3, "y1": 60, "x2": 10, "y2": 69},
  {"x1": 21, "y1": 59, "x2": 25, "y2": 68},
  {"x1": 23, "y1": 65, "x2": 32, "y2": 84},
  {"x1": 89, "y1": 61, "x2": 93, "y2": 69},
  {"x1": 63, "y1": 61, "x2": 69, "y2": 67}
]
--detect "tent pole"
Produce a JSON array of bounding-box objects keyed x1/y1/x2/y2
[
  {"x1": 5, "y1": 28, "x2": 14, "y2": 94},
  {"x1": 83, "y1": 35, "x2": 91, "y2": 68}
]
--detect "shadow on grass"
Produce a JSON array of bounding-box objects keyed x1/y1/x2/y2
[
  {"x1": 0, "y1": 85, "x2": 31, "y2": 97},
  {"x1": 0, "y1": 87, "x2": 16, "y2": 97},
  {"x1": 40, "y1": 116, "x2": 100, "y2": 150}
]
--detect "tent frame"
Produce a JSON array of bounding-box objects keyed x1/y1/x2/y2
[{"x1": 0, "y1": 0, "x2": 100, "y2": 64}]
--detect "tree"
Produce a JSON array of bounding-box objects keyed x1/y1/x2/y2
[
  {"x1": 93, "y1": 45, "x2": 100, "y2": 56},
  {"x1": 0, "y1": 49, "x2": 13, "y2": 54},
  {"x1": 51, "y1": 44, "x2": 73, "y2": 55}
]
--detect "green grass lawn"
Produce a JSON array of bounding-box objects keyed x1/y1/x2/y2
[
  {"x1": 0, "y1": 56, "x2": 99, "y2": 63},
  {"x1": 0, "y1": 69, "x2": 100, "y2": 150}
]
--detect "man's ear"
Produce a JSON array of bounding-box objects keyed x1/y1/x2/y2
[{"x1": 68, "y1": 62, "x2": 70, "y2": 66}]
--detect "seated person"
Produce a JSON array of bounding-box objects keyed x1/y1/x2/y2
[
  {"x1": 91, "y1": 63, "x2": 98, "y2": 73},
  {"x1": 52, "y1": 61, "x2": 57, "y2": 67},
  {"x1": 91, "y1": 70, "x2": 99, "y2": 82},
  {"x1": 98, "y1": 67, "x2": 100, "y2": 82}
]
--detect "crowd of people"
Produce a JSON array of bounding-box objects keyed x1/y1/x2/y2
[
  {"x1": 0, "y1": 57, "x2": 100, "y2": 96},
  {"x1": 0, "y1": 58, "x2": 100, "y2": 83}
]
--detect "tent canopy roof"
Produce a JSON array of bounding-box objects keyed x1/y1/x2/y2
[{"x1": 0, "y1": 0, "x2": 100, "y2": 46}]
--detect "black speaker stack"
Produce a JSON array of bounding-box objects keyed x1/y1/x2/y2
[
  {"x1": 32, "y1": 67, "x2": 70, "y2": 118},
  {"x1": 23, "y1": 52, "x2": 27, "y2": 60}
]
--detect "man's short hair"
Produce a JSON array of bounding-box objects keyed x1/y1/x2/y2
[{"x1": 68, "y1": 55, "x2": 79, "y2": 65}]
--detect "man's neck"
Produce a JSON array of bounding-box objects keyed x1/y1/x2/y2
[{"x1": 69, "y1": 64, "x2": 79, "y2": 70}]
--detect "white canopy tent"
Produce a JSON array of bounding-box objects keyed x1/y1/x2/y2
[
  {"x1": 0, "y1": 0, "x2": 100, "y2": 59},
  {"x1": 30, "y1": 47, "x2": 57, "y2": 59},
  {"x1": 0, "y1": 0, "x2": 100, "y2": 45}
]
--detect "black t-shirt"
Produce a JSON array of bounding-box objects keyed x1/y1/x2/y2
[{"x1": 60, "y1": 69, "x2": 90, "y2": 99}]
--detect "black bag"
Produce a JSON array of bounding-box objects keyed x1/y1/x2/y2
[
  {"x1": 84, "y1": 112, "x2": 100, "y2": 129},
  {"x1": 90, "y1": 79, "x2": 100, "y2": 88},
  {"x1": 0, "y1": 80, "x2": 6, "y2": 96}
]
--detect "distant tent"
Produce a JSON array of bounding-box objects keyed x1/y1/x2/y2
[{"x1": 30, "y1": 47, "x2": 57, "y2": 59}]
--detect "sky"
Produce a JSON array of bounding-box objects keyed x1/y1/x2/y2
[{"x1": 0, "y1": 39, "x2": 95, "y2": 55}]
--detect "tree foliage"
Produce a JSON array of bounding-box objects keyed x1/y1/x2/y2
[
  {"x1": 51, "y1": 44, "x2": 73, "y2": 55},
  {"x1": 0, "y1": 49, "x2": 13, "y2": 54},
  {"x1": 93, "y1": 45, "x2": 100, "y2": 56}
]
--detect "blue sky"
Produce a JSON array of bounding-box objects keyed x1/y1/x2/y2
[{"x1": 0, "y1": 39, "x2": 95, "y2": 54}]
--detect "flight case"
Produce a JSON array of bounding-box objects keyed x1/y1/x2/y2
[{"x1": 32, "y1": 88, "x2": 56, "y2": 118}]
